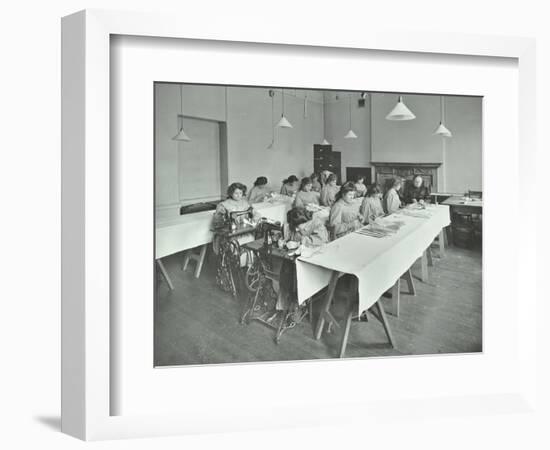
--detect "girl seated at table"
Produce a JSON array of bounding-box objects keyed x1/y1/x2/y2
[
  {"x1": 360, "y1": 183, "x2": 385, "y2": 224},
  {"x1": 280, "y1": 175, "x2": 299, "y2": 197},
  {"x1": 329, "y1": 182, "x2": 363, "y2": 239},
  {"x1": 310, "y1": 172, "x2": 322, "y2": 192},
  {"x1": 294, "y1": 177, "x2": 321, "y2": 208},
  {"x1": 320, "y1": 173, "x2": 340, "y2": 207},
  {"x1": 354, "y1": 175, "x2": 367, "y2": 197},
  {"x1": 212, "y1": 182, "x2": 261, "y2": 292},
  {"x1": 247, "y1": 176, "x2": 271, "y2": 203},
  {"x1": 384, "y1": 178, "x2": 403, "y2": 215},
  {"x1": 286, "y1": 207, "x2": 329, "y2": 247},
  {"x1": 213, "y1": 182, "x2": 260, "y2": 228}
]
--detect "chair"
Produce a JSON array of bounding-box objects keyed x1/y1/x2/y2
[
  {"x1": 468, "y1": 190, "x2": 483, "y2": 199},
  {"x1": 451, "y1": 210, "x2": 475, "y2": 248},
  {"x1": 467, "y1": 191, "x2": 483, "y2": 244},
  {"x1": 326, "y1": 224, "x2": 336, "y2": 242}
]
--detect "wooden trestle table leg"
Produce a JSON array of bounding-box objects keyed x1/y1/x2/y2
[{"x1": 314, "y1": 271, "x2": 342, "y2": 340}]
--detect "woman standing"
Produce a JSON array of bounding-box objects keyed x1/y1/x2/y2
[
  {"x1": 329, "y1": 182, "x2": 363, "y2": 239},
  {"x1": 360, "y1": 184, "x2": 385, "y2": 224},
  {"x1": 320, "y1": 173, "x2": 340, "y2": 207},
  {"x1": 294, "y1": 177, "x2": 321, "y2": 208},
  {"x1": 247, "y1": 176, "x2": 271, "y2": 203},
  {"x1": 384, "y1": 178, "x2": 403, "y2": 214},
  {"x1": 280, "y1": 175, "x2": 299, "y2": 197}
]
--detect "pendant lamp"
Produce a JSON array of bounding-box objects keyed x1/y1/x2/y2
[
  {"x1": 172, "y1": 84, "x2": 191, "y2": 141},
  {"x1": 433, "y1": 96, "x2": 452, "y2": 137},
  {"x1": 386, "y1": 95, "x2": 416, "y2": 121},
  {"x1": 276, "y1": 89, "x2": 293, "y2": 128},
  {"x1": 319, "y1": 92, "x2": 330, "y2": 145},
  {"x1": 344, "y1": 94, "x2": 357, "y2": 139}
]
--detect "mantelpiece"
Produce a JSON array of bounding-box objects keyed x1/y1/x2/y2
[{"x1": 371, "y1": 162, "x2": 442, "y2": 192}]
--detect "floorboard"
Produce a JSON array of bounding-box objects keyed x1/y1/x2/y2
[{"x1": 154, "y1": 244, "x2": 482, "y2": 366}]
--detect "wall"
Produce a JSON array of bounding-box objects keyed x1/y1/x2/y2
[
  {"x1": 324, "y1": 92, "x2": 371, "y2": 180},
  {"x1": 155, "y1": 83, "x2": 324, "y2": 214},
  {"x1": 445, "y1": 96, "x2": 483, "y2": 192},
  {"x1": 226, "y1": 87, "x2": 324, "y2": 189},
  {"x1": 155, "y1": 83, "x2": 228, "y2": 208},
  {"x1": 371, "y1": 93, "x2": 442, "y2": 163},
  {"x1": 370, "y1": 93, "x2": 483, "y2": 192},
  {"x1": 156, "y1": 84, "x2": 483, "y2": 214}
]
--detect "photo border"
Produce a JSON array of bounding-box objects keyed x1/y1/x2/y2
[{"x1": 61, "y1": 9, "x2": 537, "y2": 440}]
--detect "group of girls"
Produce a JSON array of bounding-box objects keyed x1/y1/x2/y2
[{"x1": 213, "y1": 173, "x2": 430, "y2": 246}]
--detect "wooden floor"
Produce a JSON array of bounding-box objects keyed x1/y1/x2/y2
[{"x1": 154, "y1": 243, "x2": 482, "y2": 366}]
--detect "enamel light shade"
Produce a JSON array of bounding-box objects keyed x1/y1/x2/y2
[
  {"x1": 433, "y1": 96, "x2": 453, "y2": 137},
  {"x1": 344, "y1": 94, "x2": 357, "y2": 139},
  {"x1": 172, "y1": 125, "x2": 191, "y2": 141},
  {"x1": 277, "y1": 89, "x2": 293, "y2": 128},
  {"x1": 386, "y1": 95, "x2": 416, "y2": 121},
  {"x1": 172, "y1": 84, "x2": 191, "y2": 141},
  {"x1": 276, "y1": 115, "x2": 293, "y2": 128},
  {"x1": 344, "y1": 129, "x2": 358, "y2": 139},
  {"x1": 433, "y1": 122, "x2": 452, "y2": 137}
]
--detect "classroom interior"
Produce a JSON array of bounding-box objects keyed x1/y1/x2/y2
[{"x1": 154, "y1": 83, "x2": 483, "y2": 366}]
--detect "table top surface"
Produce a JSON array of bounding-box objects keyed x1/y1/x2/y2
[
  {"x1": 297, "y1": 204, "x2": 450, "y2": 275},
  {"x1": 441, "y1": 196, "x2": 483, "y2": 207}
]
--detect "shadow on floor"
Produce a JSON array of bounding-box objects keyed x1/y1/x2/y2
[{"x1": 34, "y1": 415, "x2": 61, "y2": 431}]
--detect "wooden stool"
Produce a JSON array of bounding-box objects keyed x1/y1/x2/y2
[
  {"x1": 182, "y1": 244, "x2": 208, "y2": 278},
  {"x1": 314, "y1": 273, "x2": 394, "y2": 358}
]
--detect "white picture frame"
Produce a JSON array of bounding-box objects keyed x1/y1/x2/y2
[{"x1": 61, "y1": 9, "x2": 537, "y2": 441}]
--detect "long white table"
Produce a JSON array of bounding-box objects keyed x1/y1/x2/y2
[
  {"x1": 156, "y1": 198, "x2": 293, "y2": 259},
  {"x1": 295, "y1": 204, "x2": 450, "y2": 356},
  {"x1": 296, "y1": 204, "x2": 450, "y2": 312},
  {"x1": 155, "y1": 198, "x2": 294, "y2": 287}
]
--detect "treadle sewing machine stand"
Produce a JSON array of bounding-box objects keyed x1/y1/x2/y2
[
  {"x1": 212, "y1": 207, "x2": 259, "y2": 300},
  {"x1": 241, "y1": 235, "x2": 311, "y2": 344}
]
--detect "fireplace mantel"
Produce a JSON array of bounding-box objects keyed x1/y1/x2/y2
[{"x1": 371, "y1": 162, "x2": 442, "y2": 191}]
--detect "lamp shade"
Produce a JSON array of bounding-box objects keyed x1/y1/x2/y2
[
  {"x1": 277, "y1": 115, "x2": 293, "y2": 128},
  {"x1": 344, "y1": 129, "x2": 358, "y2": 139},
  {"x1": 386, "y1": 96, "x2": 416, "y2": 121},
  {"x1": 173, "y1": 85, "x2": 191, "y2": 142},
  {"x1": 433, "y1": 96, "x2": 452, "y2": 138},
  {"x1": 433, "y1": 122, "x2": 452, "y2": 137},
  {"x1": 172, "y1": 127, "x2": 191, "y2": 141},
  {"x1": 321, "y1": 138, "x2": 330, "y2": 145}
]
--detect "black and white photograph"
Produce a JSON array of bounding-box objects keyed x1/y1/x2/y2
[{"x1": 154, "y1": 83, "x2": 483, "y2": 366}]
